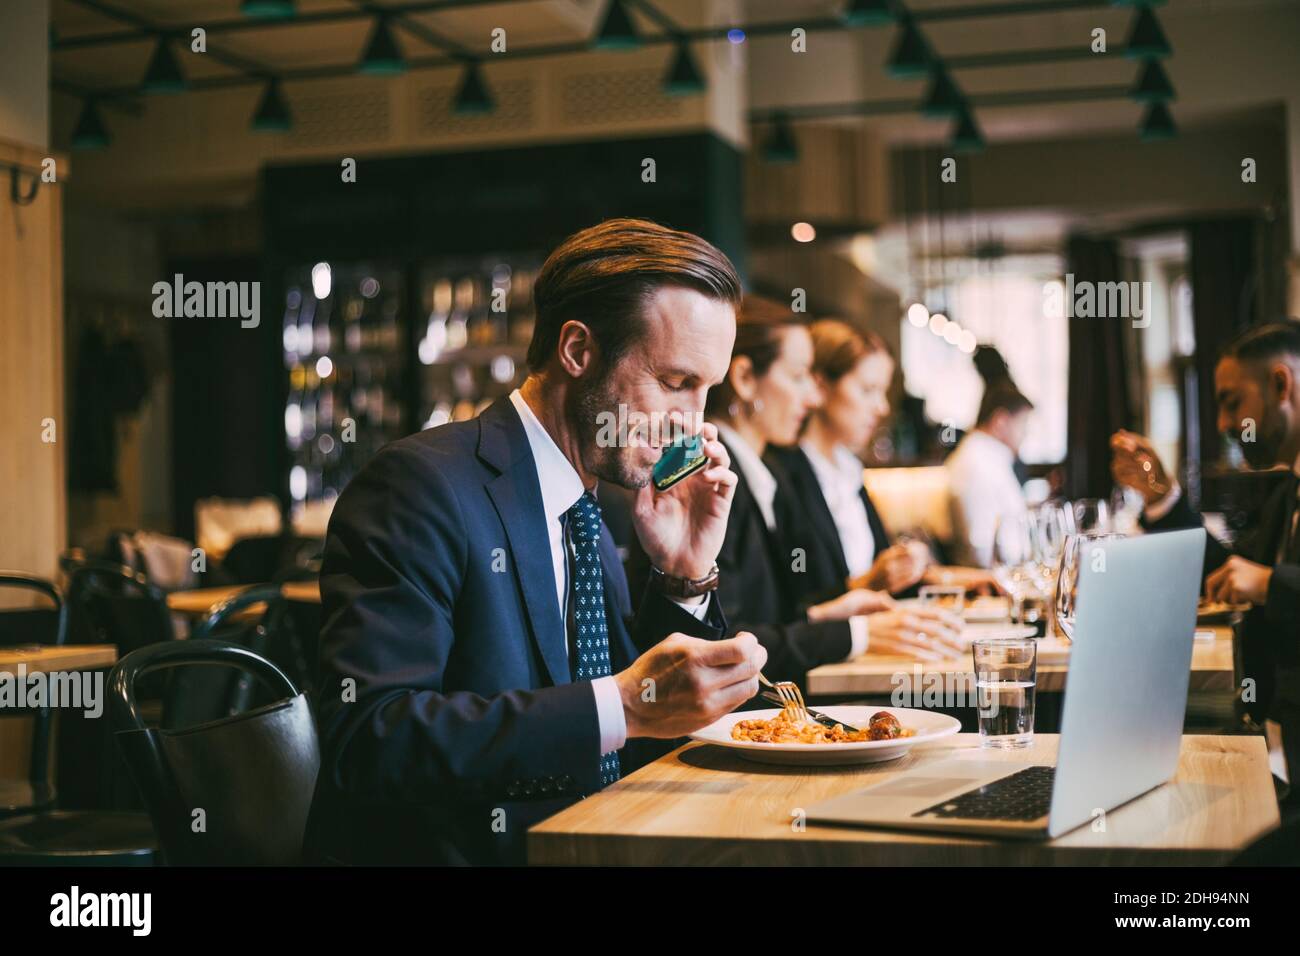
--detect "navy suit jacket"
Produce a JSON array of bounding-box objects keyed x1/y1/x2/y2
[{"x1": 305, "y1": 397, "x2": 726, "y2": 865}]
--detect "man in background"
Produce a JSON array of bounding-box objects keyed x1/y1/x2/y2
[
  {"x1": 946, "y1": 385, "x2": 1034, "y2": 567},
  {"x1": 1112, "y1": 320, "x2": 1300, "y2": 809}
]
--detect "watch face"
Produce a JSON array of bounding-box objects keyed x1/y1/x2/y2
[{"x1": 652, "y1": 433, "x2": 708, "y2": 492}]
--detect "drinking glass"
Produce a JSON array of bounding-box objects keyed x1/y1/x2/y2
[
  {"x1": 919, "y1": 585, "x2": 966, "y2": 614},
  {"x1": 1053, "y1": 532, "x2": 1123, "y2": 641},
  {"x1": 972, "y1": 637, "x2": 1037, "y2": 748},
  {"x1": 992, "y1": 512, "x2": 1043, "y2": 625},
  {"x1": 1071, "y1": 498, "x2": 1112, "y2": 536}
]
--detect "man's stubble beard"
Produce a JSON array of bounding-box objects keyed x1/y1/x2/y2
[{"x1": 572, "y1": 366, "x2": 653, "y2": 491}]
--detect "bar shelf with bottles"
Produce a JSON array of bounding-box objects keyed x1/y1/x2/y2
[
  {"x1": 417, "y1": 256, "x2": 540, "y2": 429},
  {"x1": 281, "y1": 261, "x2": 407, "y2": 520}
]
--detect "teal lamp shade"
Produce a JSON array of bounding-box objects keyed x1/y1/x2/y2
[
  {"x1": 922, "y1": 67, "x2": 964, "y2": 118},
  {"x1": 359, "y1": 18, "x2": 406, "y2": 75},
  {"x1": 842, "y1": 0, "x2": 895, "y2": 27},
  {"x1": 1125, "y1": 6, "x2": 1172, "y2": 59},
  {"x1": 252, "y1": 79, "x2": 292, "y2": 131},
  {"x1": 1130, "y1": 59, "x2": 1175, "y2": 103},
  {"x1": 453, "y1": 62, "x2": 494, "y2": 115},
  {"x1": 142, "y1": 39, "x2": 185, "y2": 94},
  {"x1": 887, "y1": 19, "x2": 931, "y2": 78},
  {"x1": 952, "y1": 106, "x2": 985, "y2": 153},
  {"x1": 71, "y1": 100, "x2": 111, "y2": 150},
  {"x1": 663, "y1": 41, "x2": 705, "y2": 95},
  {"x1": 241, "y1": 0, "x2": 296, "y2": 17},
  {"x1": 1139, "y1": 102, "x2": 1176, "y2": 141},
  {"x1": 594, "y1": 0, "x2": 640, "y2": 51}
]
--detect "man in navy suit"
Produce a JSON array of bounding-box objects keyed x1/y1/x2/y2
[{"x1": 307, "y1": 219, "x2": 766, "y2": 864}]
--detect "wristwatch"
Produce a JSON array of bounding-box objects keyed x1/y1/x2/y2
[{"x1": 649, "y1": 563, "x2": 720, "y2": 598}]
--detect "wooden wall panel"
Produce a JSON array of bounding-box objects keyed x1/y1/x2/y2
[{"x1": 0, "y1": 139, "x2": 67, "y2": 600}]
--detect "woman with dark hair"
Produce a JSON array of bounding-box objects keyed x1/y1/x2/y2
[
  {"x1": 768, "y1": 319, "x2": 995, "y2": 608},
  {"x1": 704, "y1": 301, "x2": 963, "y2": 685}
]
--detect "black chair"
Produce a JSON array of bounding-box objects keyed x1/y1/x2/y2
[
  {"x1": 108, "y1": 639, "x2": 320, "y2": 865},
  {"x1": 64, "y1": 561, "x2": 174, "y2": 652},
  {"x1": 0, "y1": 572, "x2": 157, "y2": 865},
  {"x1": 0, "y1": 573, "x2": 66, "y2": 814}
]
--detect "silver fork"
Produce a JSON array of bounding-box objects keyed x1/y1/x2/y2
[{"x1": 757, "y1": 672, "x2": 808, "y2": 724}]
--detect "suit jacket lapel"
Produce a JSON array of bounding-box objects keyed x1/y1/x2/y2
[{"x1": 477, "y1": 398, "x2": 571, "y2": 687}]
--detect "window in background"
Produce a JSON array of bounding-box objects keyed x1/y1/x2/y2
[{"x1": 901, "y1": 271, "x2": 1068, "y2": 464}]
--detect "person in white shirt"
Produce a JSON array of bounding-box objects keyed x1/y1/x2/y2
[{"x1": 946, "y1": 385, "x2": 1034, "y2": 567}]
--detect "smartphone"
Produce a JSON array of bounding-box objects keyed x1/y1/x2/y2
[{"x1": 652, "y1": 432, "x2": 708, "y2": 492}]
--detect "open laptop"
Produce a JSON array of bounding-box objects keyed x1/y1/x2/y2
[{"x1": 807, "y1": 527, "x2": 1207, "y2": 839}]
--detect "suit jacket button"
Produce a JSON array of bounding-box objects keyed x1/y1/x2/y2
[
  {"x1": 506, "y1": 782, "x2": 521, "y2": 798},
  {"x1": 523, "y1": 780, "x2": 537, "y2": 796},
  {"x1": 558, "y1": 774, "x2": 574, "y2": 790},
  {"x1": 539, "y1": 777, "x2": 554, "y2": 794}
]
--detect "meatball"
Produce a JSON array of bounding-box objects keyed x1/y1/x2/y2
[{"x1": 868, "y1": 711, "x2": 902, "y2": 740}]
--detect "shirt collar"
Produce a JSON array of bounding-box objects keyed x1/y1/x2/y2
[
  {"x1": 715, "y1": 421, "x2": 777, "y2": 522},
  {"x1": 800, "y1": 438, "x2": 864, "y2": 493},
  {"x1": 509, "y1": 389, "x2": 586, "y2": 523},
  {"x1": 966, "y1": 428, "x2": 1016, "y2": 464}
]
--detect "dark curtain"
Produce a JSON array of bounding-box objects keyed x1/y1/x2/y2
[
  {"x1": 1188, "y1": 217, "x2": 1258, "y2": 479},
  {"x1": 1064, "y1": 235, "x2": 1135, "y2": 499}
]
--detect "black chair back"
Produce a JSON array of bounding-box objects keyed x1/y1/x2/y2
[
  {"x1": 108, "y1": 640, "x2": 319, "y2": 865},
  {"x1": 0, "y1": 574, "x2": 66, "y2": 813},
  {"x1": 0, "y1": 573, "x2": 66, "y2": 648},
  {"x1": 65, "y1": 562, "x2": 173, "y2": 653}
]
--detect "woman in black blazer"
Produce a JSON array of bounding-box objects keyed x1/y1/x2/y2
[
  {"x1": 703, "y1": 301, "x2": 962, "y2": 686},
  {"x1": 769, "y1": 319, "x2": 993, "y2": 613}
]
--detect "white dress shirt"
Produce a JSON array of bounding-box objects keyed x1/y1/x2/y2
[
  {"x1": 946, "y1": 429, "x2": 1027, "y2": 568},
  {"x1": 800, "y1": 439, "x2": 877, "y2": 579},
  {"x1": 509, "y1": 390, "x2": 709, "y2": 759},
  {"x1": 715, "y1": 422, "x2": 868, "y2": 658}
]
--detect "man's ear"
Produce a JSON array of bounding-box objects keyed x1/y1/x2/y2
[
  {"x1": 555, "y1": 320, "x2": 597, "y2": 379},
  {"x1": 1270, "y1": 361, "x2": 1296, "y2": 406}
]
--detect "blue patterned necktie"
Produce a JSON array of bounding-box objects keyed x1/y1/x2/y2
[{"x1": 566, "y1": 490, "x2": 621, "y2": 786}]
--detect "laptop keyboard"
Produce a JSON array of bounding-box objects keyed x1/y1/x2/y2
[{"x1": 912, "y1": 765, "x2": 1055, "y2": 822}]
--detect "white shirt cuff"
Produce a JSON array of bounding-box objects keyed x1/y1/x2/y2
[
  {"x1": 847, "y1": 615, "x2": 869, "y2": 659},
  {"x1": 592, "y1": 675, "x2": 628, "y2": 755},
  {"x1": 668, "y1": 592, "x2": 711, "y2": 621},
  {"x1": 1143, "y1": 481, "x2": 1182, "y2": 522}
]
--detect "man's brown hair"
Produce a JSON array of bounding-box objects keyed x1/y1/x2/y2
[
  {"x1": 977, "y1": 384, "x2": 1034, "y2": 426},
  {"x1": 526, "y1": 218, "x2": 743, "y2": 372}
]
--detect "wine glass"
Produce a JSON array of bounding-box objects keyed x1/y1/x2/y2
[
  {"x1": 1031, "y1": 502, "x2": 1069, "y2": 589},
  {"x1": 1054, "y1": 532, "x2": 1123, "y2": 641},
  {"x1": 1071, "y1": 498, "x2": 1112, "y2": 536},
  {"x1": 992, "y1": 512, "x2": 1042, "y2": 624}
]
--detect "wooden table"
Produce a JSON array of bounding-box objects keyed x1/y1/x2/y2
[
  {"x1": 166, "y1": 580, "x2": 321, "y2": 620},
  {"x1": 808, "y1": 626, "x2": 1235, "y2": 697},
  {"x1": 528, "y1": 733, "x2": 1277, "y2": 866},
  {"x1": 0, "y1": 643, "x2": 118, "y2": 675},
  {"x1": 0, "y1": 644, "x2": 118, "y2": 779}
]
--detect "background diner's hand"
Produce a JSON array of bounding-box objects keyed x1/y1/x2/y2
[
  {"x1": 1205, "y1": 555, "x2": 1272, "y2": 607},
  {"x1": 1110, "y1": 429, "x2": 1172, "y2": 505},
  {"x1": 806, "y1": 588, "x2": 895, "y2": 622},
  {"x1": 864, "y1": 607, "x2": 965, "y2": 661}
]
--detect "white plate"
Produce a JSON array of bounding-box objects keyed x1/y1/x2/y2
[{"x1": 689, "y1": 706, "x2": 961, "y2": 766}]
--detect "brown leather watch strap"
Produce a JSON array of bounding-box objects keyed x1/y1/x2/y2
[{"x1": 649, "y1": 563, "x2": 720, "y2": 598}]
